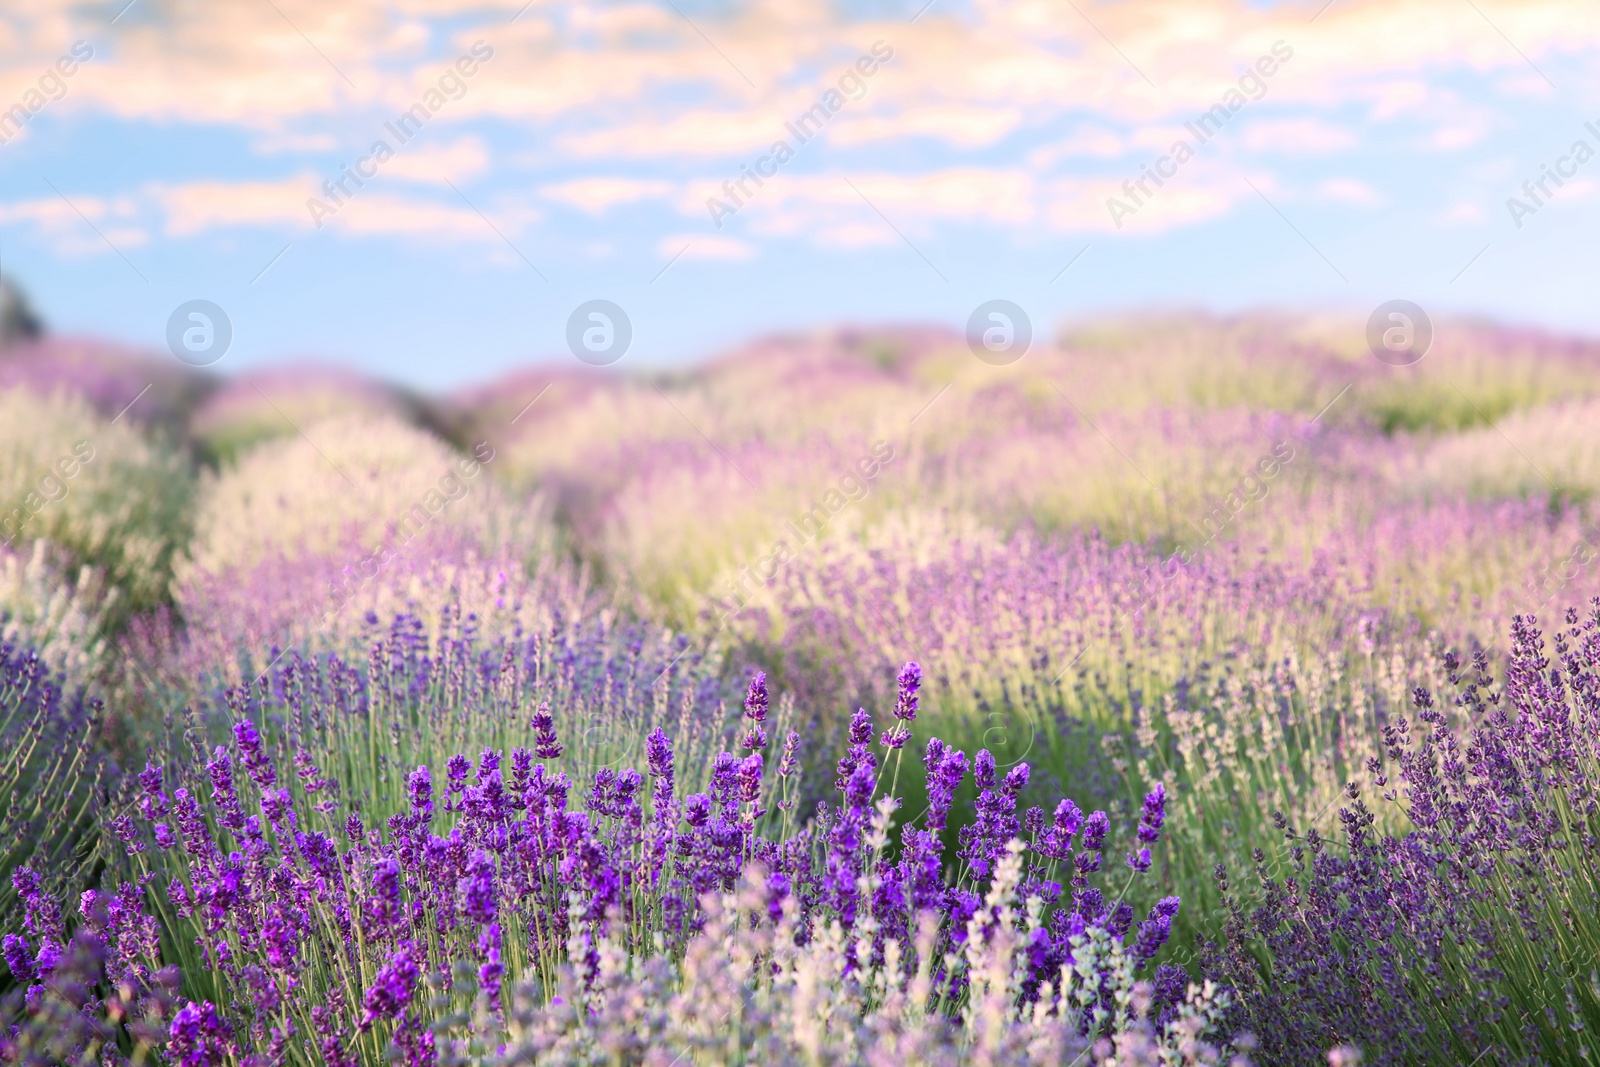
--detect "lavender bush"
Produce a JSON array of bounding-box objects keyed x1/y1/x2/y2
[
  {"x1": 170, "y1": 413, "x2": 559, "y2": 686},
  {"x1": 68, "y1": 642, "x2": 1240, "y2": 1065},
  {"x1": 0, "y1": 641, "x2": 105, "y2": 933},
  {"x1": 189, "y1": 365, "x2": 419, "y2": 467},
  {"x1": 0, "y1": 879, "x2": 179, "y2": 1067},
  {"x1": 0, "y1": 384, "x2": 193, "y2": 621},
  {"x1": 0, "y1": 540, "x2": 115, "y2": 688},
  {"x1": 1207, "y1": 606, "x2": 1600, "y2": 1064}
]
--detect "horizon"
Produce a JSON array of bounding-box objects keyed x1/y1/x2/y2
[{"x1": 11, "y1": 304, "x2": 1600, "y2": 400}]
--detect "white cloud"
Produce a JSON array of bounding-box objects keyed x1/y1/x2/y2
[
  {"x1": 542, "y1": 177, "x2": 674, "y2": 213},
  {"x1": 655, "y1": 234, "x2": 756, "y2": 260},
  {"x1": 1240, "y1": 119, "x2": 1359, "y2": 155},
  {"x1": 1315, "y1": 178, "x2": 1385, "y2": 207}
]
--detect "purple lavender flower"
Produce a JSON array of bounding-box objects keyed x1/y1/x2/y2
[
  {"x1": 879, "y1": 662, "x2": 922, "y2": 749},
  {"x1": 476, "y1": 747, "x2": 502, "y2": 785},
  {"x1": 848, "y1": 708, "x2": 872, "y2": 746},
  {"x1": 925, "y1": 746, "x2": 968, "y2": 833},
  {"x1": 462, "y1": 849, "x2": 497, "y2": 924},
  {"x1": 206, "y1": 749, "x2": 246, "y2": 833},
  {"x1": 1023, "y1": 805, "x2": 1044, "y2": 836},
  {"x1": 646, "y1": 728, "x2": 674, "y2": 785},
  {"x1": 778, "y1": 730, "x2": 800, "y2": 777},
  {"x1": 1136, "y1": 782, "x2": 1167, "y2": 845},
  {"x1": 741, "y1": 671, "x2": 769, "y2": 751},
  {"x1": 364, "y1": 858, "x2": 403, "y2": 937},
  {"x1": 509, "y1": 747, "x2": 533, "y2": 809},
  {"x1": 138, "y1": 762, "x2": 168, "y2": 820},
  {"x1": 1081, "y1": 810, "x2": 1109, "y2": 851},
  {"x1": 407, "y1": 765, "x2": 434, "y2": 821},
  {"x1": 445, "y1": 754, "x2": 470, "y2": 810},
  {"x1": 113, "y1": 813, "x2": 144, "y2": 855},
  {"x1": 168, "y1": 1000, "x2": 235, "y2": 1066},
  {"x1": 530, "y1": 702, "x2": 563, "y2": 759},
  {"x1": 973, "y1": 748, "x2": 996, "y2": 793},
  {"x1": 360, "y1": 945, "x2": 420, "y2": 1029},
  {"x1": 260, "y1": 788, "x2": 294, "y2": 832},
  {"x1": 297, "y1": 830, "x2": 339, "y2": 881},
  {"x1": 893, "y1": 661, "x2": 921, "y2": 722},
  {"x1": 263, "y1": 910, "x2": 299, "y2": 970},
  {"x1": 14, "y1": 867, "x2": 61, "y2": 944},
  {"x1": 1037, "y1": 799, "x2": 1081, "y2": 860},
  {"x1": 736, "y1": 753, "x2": 763, "y2": 806},
  {"x1": 1132, "y1": 896, "x2": 1180, "y2": 968},
  {"x1": 836, "y1": 708, "x2": 877, "y2": 790},
  {"x1": 958, "y1": 749, "x2": 1023, "y2": 877},
  {"x1": 2, "y1": 933, "x2": 35, "y2": 984},
  {"x1": 233, "y1": 718, "x2": 276, "y2": 788},
  {"x1": 587, "y1": 767, "x2": 643, "y2": 818},
  {"x1": 1107, "y1": 900, "x2": 1135, "y2": 941},
  {"x1": 478, "y1": 923, "x2": 504, "y2": 1014}
]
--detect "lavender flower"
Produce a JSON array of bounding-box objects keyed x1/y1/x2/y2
[
  {"x1": 168, "y1": 1000, "x2": 235, "y2": 1066},
  {"x1": 462, "y1": 849, "x2": 496, "y2": 924},
  {"x1": 880, "y1": 661, "x2": 921, "y2": 749},
  {"x1": 360, "y1": 945, "x2": 420, "y2": 1029},
  {"x1": 959, "y1": 749, "x2": 1025, "y2": 877},
  {"x1": 138, "y1": 762, "x2": 168, "y2": 821},
  {"x1": 1037, "y1": 799, "x2": 1081, "y2": 861},
  {"x1": 1136, "y1": 782, "x2": 1167, "y2": 845},
  {"x1": 530, "y1": 702, "x2": 563, "y2": 759},
  {"x1": 925, "y1": 747, "x2": 968, "y2": 833},
  {"x1": 741, "y1": 671, "x2": 769, "y2": 751},
  {"x1": 778, "y1": 730, "x2": 800, "y2": 777},
  {"x1": 1132, "y1": 896, "x2": 1180, "y2": 968},
  {"x1": 736, "y1": 753, "x2": 763, "y2": 806},
  {"x1": 233, "y1": 718, "x2": 276, "y2": 788},
  {"x1": 408, "y1": 765, "x2": 434, "y2": 820},
  {"x1": 478, "y1": 922, "x2": 504, "y2": 1014},
  {"x1": 836, "y1": 708, "x2": 877, "y2": 790},
  {"x1": 893, "y1": 661, "x2": 921, "y2": 721},
  {"x1": 1081, "y1": 810, "x2": 1109, "y2": 851},
  {"x1": 446, "y1": 753, "x2": 470, "y2": 810},
  {"x1": 2, "y1": 933, "x2": 35, "y2": 984}
]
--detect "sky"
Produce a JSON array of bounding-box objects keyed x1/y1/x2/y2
[{"x1": 0, "y1": 0, "x2": 1597, "y2": 388}]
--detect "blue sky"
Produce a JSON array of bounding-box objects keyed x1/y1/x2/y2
[{"x1": 1, "y1": 0, "x2": 1597, "y2": 388}]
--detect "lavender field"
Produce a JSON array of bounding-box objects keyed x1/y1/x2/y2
[{"x1": 4, "y1": 314, "x2": 1600, "y2": 1066}]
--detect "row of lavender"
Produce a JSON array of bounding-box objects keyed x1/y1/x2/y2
[
  {"x1": 6, "y1": 631, "x2": 1250, "y2": 1066},
  {"x1": 6, "y1": 583, "x2": 1600, "y2": 1064}
]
